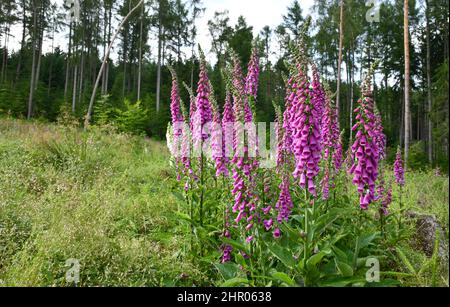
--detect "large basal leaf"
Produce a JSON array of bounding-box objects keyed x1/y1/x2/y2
[
  {"x1": 268, "y1": 244, "x2": 296, "y2": 269},
  {"x1": 214, "y1": 262, "x2": 240, "y2": 281},
  {"x1": 335, "y1": 260, "x2": 354, "y2": 277},
  {"x1": 306, "y1": 250, "x2": 330, "y2": 269}
]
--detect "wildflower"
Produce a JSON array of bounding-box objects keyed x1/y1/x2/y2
[
  {"x1": 273, "y1": 228, "x2": 281, "y2": 238},
  {"x1": 275, "y1": 176, "x2": 293, "y2": 223},
  {"x1": 192, "y1": 48, "x2": 213, "y2": 152},
  {"x1": 245, "y1": 46, "x2": 260, "y2": 100},
  {"x1": 374, "y1": 108, "x2": 386, "y2": 161},
  {"x1": 321, "y1": 167, "x2": 330, "y2": 200},
  {"x1": 263, "y1": 219, "x2": 273, "y2": 231},
  {"x1": 289, "y1": 64, "x2": 322, "y2": 197},
  {"x1": 349, "y1": 78, "x2": 379, "y2": 209},
  {"x1": 394, "y1": 146, "x2": 405, "y2": 186}
]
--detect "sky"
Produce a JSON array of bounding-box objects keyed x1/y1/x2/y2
[
  {"x1": 8, "y1": 0, "x2": 315, "y2": 64},
  {"x1": 195, "y1": 0, "x2": 315, "y2": 62}
]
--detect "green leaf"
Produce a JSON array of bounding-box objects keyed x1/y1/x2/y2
[
  {"x1": 268, "y1": 244, "x2": 296, "y2": 269},
  {"x1": 220, "y1": 278, "x2": 249, "y2": 287},
  {"x1": 358, "y1": 233, "x2": 379, "y2": 250},
  {"x1": 319, "y1": 277, "x2": 366, "y2": 287},
  {"x1": 171, "y1": 191, "x2": 185, "y2": 202},
  {"x1": 234, "y1": 252, "x2": 247, "y2": 267},
  {"x1": 332, "y1": 246, "x2": 348, "y2": 262},
  {"x1": 173, "y1": 211, "x2": 196, "y2": 225},
  {"x1": 306, "y1": 251, "x2": 327, "y2": 269},
  {"x1": 335, "y1": 260, "x2": 354, "y2": 277},
  {"x1": 214, "y1": 263, "x2": 239, "y2": 281},
  {"x1": 271, "y1": 271, "x2": 297, "y2": 287}
]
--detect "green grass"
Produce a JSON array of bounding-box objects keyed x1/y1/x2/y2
[
  {"x1": 0, "y1": 118, "x2": 448, "y2": 287},
  {"x1": 0, "y1": 119, "x2": 206, "y2": 286}
]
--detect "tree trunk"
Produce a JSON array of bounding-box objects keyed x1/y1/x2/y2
[
  {"x1": 27, "y1": 2, "x2": 38, "y2": 120},
  {"x1": 34, "y1": 4, "x2": 45, "y2": 91},
  {"x1": 64, "y1": 22, "x2": 73, "y2": 101},
  {"x1": 72, "y1": 65, "x2": 78, "y2": 113},
  {"x1": 78, "y1": 43, "x2": 85, "y2": 105},
  {"x1": 336, "y1": 0, "x2": 344, "y2": 119},
  {"x1": 156, "y1": 21, "x2": 162, "y2": 113},
  {"x1": 1, "y1": 23, "x2": 9, "y2": 84},
  {"x1": 14, "y1": 0, "x2": 27, "y2": 88},
  {"x1": 425, "y1": 0, "x2": 433, "y2": 164},
  {"x1": 137, "y1": 3, "x2": 144, "y2": 101},
  {"x1": 349, "y1": 43, "x2": 354, "y2": 144},
  {"x1": 404, "y1": 0, "x2": 411, "y2": 171}
]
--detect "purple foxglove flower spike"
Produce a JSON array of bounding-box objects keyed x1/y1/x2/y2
[
  {"x1": 394, "y1": 146, "x2": 405, "y2": 186},
  {"x1": 349, "y1": 78, "x2": 379, "y2": 209},
  {"x1": 245, "y1": 46, "x2": 260, "y2": 100}
]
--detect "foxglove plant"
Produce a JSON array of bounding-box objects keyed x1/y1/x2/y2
[
  {"x1": 220, "y1": 90, "x2": 235, "y2": 263},
  {"x1": 374, "y1": 108, "x2": 386, "y2": 161},
  {"x1": 320, "y1": 85, "x2": 341, "y2": 200},
  {"x1": 394, "y1": 147, "x2": 405, "y2": 186},
  {"x1": 183, "y1": 81, "x2": 197, "y2": 132},
  {"x1": 230, "y1": 56, "x2": 251, "y2": 232},
  {"x1": 192, "y1": 47, "x2": 214, "y2": 228},
  {"x1": 168, "y1": 65, "x2": 186, "y2": 181},
  {"x1": 349, "y1": 77, "x2": 379, "y2": 209},
  {"x1": 289, "y1": 63, "x2": 322, "y2": 197},
  {"x1": 245, "y1": 46, "x2": 260, "y2": 100},
  {"x1": 192, "y1": 49, "x2": 213, "y2": 154},
  {"x1": 275, "y1": 175, "x2": 293, "y2": 224}
]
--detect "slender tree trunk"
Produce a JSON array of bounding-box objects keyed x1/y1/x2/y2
[
  {"x1": 404, "y1": 0, "x2": 411, "y2": 171},
  {"x1": 64, "y1": 22, "x2": 73, "y2": 101},
  {"x1": 1, "y1": 23, "x2": 9, "y2": 84},
  {"x1": 78, "y1": 43, "x2": 85, "y2": 105},
  {"x1": 425, "y1": 0, "x2": 433, "y2": 164},
  {"x1": 27, "y1": 2, "x2": 38, "y2": 120},
  {"x1": 137, "y1": 4, "x2": 144, "y2": 101},
  {"x1": 400, "y1": 85, "x2": 404, "y2": 147},
  {"x1": 156, "y1": 21, "x2": 162, "y2": 113},
  {"x1": 48, "y1": 22, "x2": 56, "y2": 96},
  {"x1": 336, "y1": 0, "x2": 344, "y2": 119},
  {"x1": 104, "y1": 4, "x2": 112, "y2": 95},
  {"x1": 72, "y1": 65, "x2": 78, "y2": 113},
  {"x1": 34, "y1": 29, "x2": 43, "y2": 91},
  {"x1": 15, "y1": 0, "x2": 27, "y2": 88},
  {"x1": 34, "y1": 4, "x2": 45, "y2": 91},
  {"x1": 349, "y1": 43, "x2": 354, "y2": 144}
]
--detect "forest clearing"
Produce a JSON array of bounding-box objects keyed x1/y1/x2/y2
[{"x1": 0, "y1": 0, "x2": 449, "y2": 288}]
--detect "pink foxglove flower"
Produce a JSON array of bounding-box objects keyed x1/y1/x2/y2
[
  {"x1": 289, "y1": 66, "x2": 322, "y2": 197},
  {"x1": 245, "y1": 46, "x2": 260, "y2": 100},
  {"x1": 349, "y1": 80, "x2": 379, "y2": 209},
  {"x1": 394, "y1": 147, "x2": 405, "y2": 186},
  {"x1": 374, "y1": 108, "x2": 386, "y2": 161},
  {"x1": 275, "y1": 175, "x2": 293, "y2": 223},
  {"x1": 192, "y1": 50, "x2": 213, "y2": 152}
]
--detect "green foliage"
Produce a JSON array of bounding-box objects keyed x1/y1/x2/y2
[
  {"x1": 0, "y1": 119, "x2": 205, "y2": 286},
  {"x1": 114, "y1": 99, "x2": 149, "y2": 135}
]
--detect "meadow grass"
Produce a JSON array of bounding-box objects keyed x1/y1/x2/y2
[
  {"x1": 0, "y1": 118, "x2": 448, "y2": 287},
  {"x1": 0, "y1": 118, "x2": 207, "y2": 286}
]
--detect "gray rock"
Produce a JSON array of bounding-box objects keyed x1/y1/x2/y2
[{"x1": 406, "y1": 211, "x2": 448, "y2": 262}]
